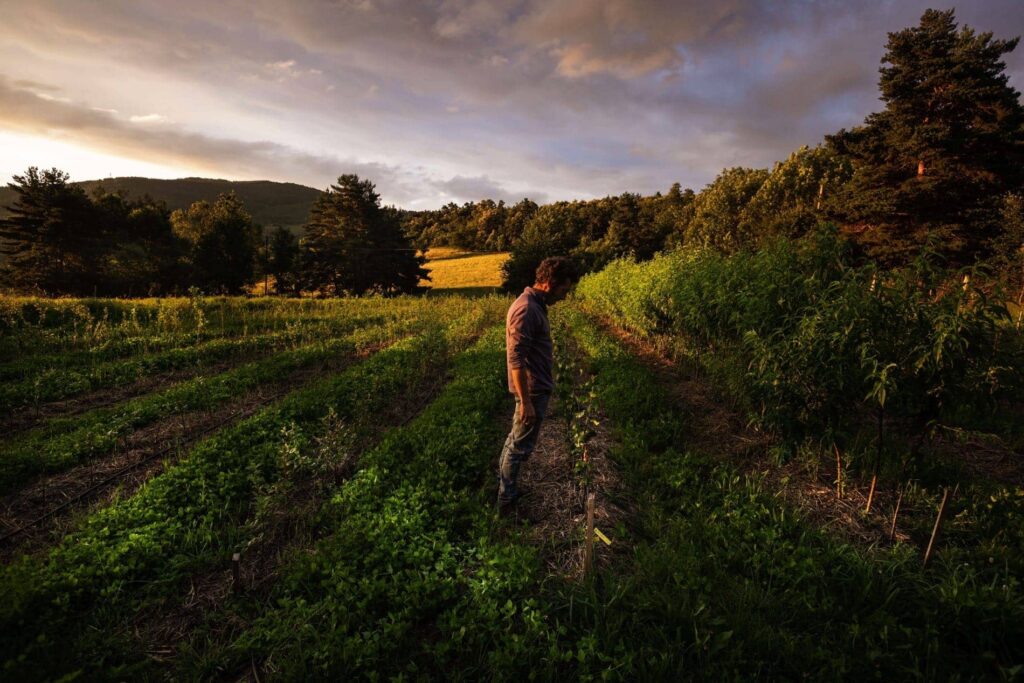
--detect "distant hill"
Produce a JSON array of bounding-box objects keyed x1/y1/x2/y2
[{"x1": 0, "y1": 177, "x2": 322, "y2": 232}]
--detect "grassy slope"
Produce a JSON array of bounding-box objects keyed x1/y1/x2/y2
[{"x1": 421, "y1": 247, "x2": 510, "y2": 292}]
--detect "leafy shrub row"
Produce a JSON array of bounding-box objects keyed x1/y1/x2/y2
[{"x1": 577, "y1": 229, "x2": 1024, "y2": 457}]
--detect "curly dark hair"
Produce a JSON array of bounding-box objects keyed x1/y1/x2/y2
[{"x1": 535, "y1": 256, "x2": 579, "y2": 286}]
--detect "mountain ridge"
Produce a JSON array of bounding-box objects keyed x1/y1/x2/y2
[{"x1": 0, "y1": 176, "x2": 323, "y2": 231}]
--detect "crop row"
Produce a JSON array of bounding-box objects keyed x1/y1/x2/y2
[
  {"x1": 0, "y1": 297, "x2": 420, "y2": 384},
  {"x1": 577, "y1": 230, "x2": 1024, "y2": 469},
  {"x1": 0, "y1": 294, "x2": 431, "y2": 359},
  {"x1": 0, "y1": 310, "x2": 426, "y2": 495},
  {"x1": 0, "y1": 309, "x2": 404, "y2": 417},
  {"x1": 553, "y1": 306, "x2": 1024, "y2": 679},
  {"x1": 0, "y1": 296, "x2": 484, "y2": 495},
  {"x1": 172, "y1": 324, "x2": 562, "y2": 679},
  {"x1": 0, "y1": 299, "x2": 505, "y2": 679}
]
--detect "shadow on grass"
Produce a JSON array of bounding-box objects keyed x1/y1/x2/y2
[
  {"x1": 423, "y1": 286, "x2": 508, "y2": 298},
  {"x1": 424, "y1": 249, "x2": 507, "y2": 262}
]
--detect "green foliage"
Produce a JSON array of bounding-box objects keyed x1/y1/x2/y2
[
  {"x1": 90, "y1": 186, "x2": 184, "y2": 295},
  {"x1": 739, "y1": 145, "x2": 852, "y2": 244},
  {"x1": 0, "y1": 167, "x2": 108, "y2": 295},
  {"x1": 685, "y1": 166, "x2": 770, "y2": 251},
  {"x1": 0, "y1": 300, "x2": 454, "y2": 494},
  {"x1": 501, "y1": 188, "x2": 685, "y2": 291},
  {"x1": 182, "y1": 324, "x2": 567, "y2": 681},
  {"x1": 558, "y1": 309, "x2": 1024, "y2": 680},
  {"x1": 266, "y1": 224, "x2": 300, "y2": 294},
  {"x1": 828, "y1": 9, "x2": 1024, "y2": 266},
  {"x1": 578, "y1": 229, "x2": 1024, "y2": 452},
  {"x1": 171, "y1": 191, "x2": 260, "y2": 294},
  {"x1": 0, "y1": 298, "x2": 503, "y2": 679},
  {"x1": 300, "y1": 174, "x2": 427, "y2": 295},
  {"x1": 991, "y1": 192, "x2": 1024, "y2": 322},
  {"x1": 403, "y1": 197, "x2": 538, "y2": 252}
]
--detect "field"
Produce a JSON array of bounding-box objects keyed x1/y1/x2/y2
[
  {"x1": 420, "y1": 247, "x2": 510, "y2": 293},
  {"x1": 0, "y1": 242, "x2": 1022, "y2": 681}
]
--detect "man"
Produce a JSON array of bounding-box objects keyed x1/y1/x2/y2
[{"x1": 497, "y1": 256, "x2": 578, "y2": 514}]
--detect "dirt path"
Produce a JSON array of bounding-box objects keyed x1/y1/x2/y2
[{"x1": 506, "y1": 395, "x2": 627, "y2": 578}]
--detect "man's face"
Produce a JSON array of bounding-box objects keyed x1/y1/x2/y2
[{"x1": 545, "y1": 279, "x2": 574, "y2": 304}]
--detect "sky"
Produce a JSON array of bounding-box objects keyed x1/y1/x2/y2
[{"x1": 0, "y1": 1, "x2": 1022, "y2": 209}]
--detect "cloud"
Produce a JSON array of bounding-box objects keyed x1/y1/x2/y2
[
  {"x1": 431, "y1": 174, "x2": 550, "y2": 204},
  {"x1": 0, "y1": 0, "x2": 1021, "y2": 207},
  {"x1": 0, "y1": 77, "x2": 546, "y2": 207},
  {"x1": 14, "y1": 79, "x2": 62, "y2": 92},
  {"x1": 129, "y1": 113, "x2": 168, "y2": 124},
  {"x1": 33, "y1": 92, "x2": 72, "y2": 103},
  {"x1": 266, "y1": 59, "x2": 296, "y2": 70}
]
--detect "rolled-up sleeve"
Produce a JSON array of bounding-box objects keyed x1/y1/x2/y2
[{"x1": 506, "y1": 303, "x2": 534, "y2": 370}]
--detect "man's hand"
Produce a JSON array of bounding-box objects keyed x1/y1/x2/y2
[
  {"x1": 510, "y1": 367, "x2": 534, "y2": 426},
  {"x1": 518, "y1": 398, "x2": 536, "y2": 426}
]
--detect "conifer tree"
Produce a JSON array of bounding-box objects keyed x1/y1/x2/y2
[
  {"x1": 300, "y1": 174, "x2": 427, "y2": 295},
  {"x1": 267, "y1": 226, "x2": 300, "y2": 294},
  {"x1": 0, "y1": 167, "x2": 103, "y2": 295},
  {"x1": 828, "y1": 9, "x2": 1024, "y2": 265}
]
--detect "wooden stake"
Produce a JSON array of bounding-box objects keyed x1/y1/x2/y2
[
  {"x1": 583, "y1": 493, "x2": 595, "y2": 579},
  {"x1": 865, "y1": 472, "x2": 878, "y2": 514},
  {"x1": 833, "y1": 444, "x2": 843, "y2": 500},
  {"x1": 232, "y1": 552, "x2": 242, "y2": 593},
  {"x1": 889, "y1": 485, "x2": 904, "y2": 541},
  {"x1": 923, "y1": 488, "x2": 951, "y2": 568}
]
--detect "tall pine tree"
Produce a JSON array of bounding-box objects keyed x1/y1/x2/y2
[
  {"x1": 0, "y1": 167, "x2": 105, "y2": 295},
  {"x1": 300, "y1": 174, "x2": 427, "y2": 296},
  {"x1": 828, "y1": 9, "x2": 1024, "y2": 265}
]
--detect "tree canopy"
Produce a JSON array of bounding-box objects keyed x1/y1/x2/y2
[
  {"x1": 828, "y1": 8, "x2": 1024, "y2": 265},
  {"x1": 171, "y1": 192, "x2": 260, "y2": 295},
  {"x1": 300, "y1": 174, "x2": 427, "y2": 296}
]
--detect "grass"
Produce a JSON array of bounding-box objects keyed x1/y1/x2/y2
[{"x1": 421, "y1": 247, "x2": 509, "y2": 292}]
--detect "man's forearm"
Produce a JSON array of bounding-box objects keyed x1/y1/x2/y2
[{"x1": 510, "y1": 366, "x2": 531, "y2": 403}]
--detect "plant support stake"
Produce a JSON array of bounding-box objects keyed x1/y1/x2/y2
[
  {"x1": 232, "y1": 552, "x2": 242, "y2": 594},
  {"x1": 583, "y1": 492, "x2": 595, "y2": 579},
  {"x1": 923, "y1": 488, "x2": 951, "y2": 568},
  {"x1": 889, "y1": 485, "x2": 904, "y2": 541},
  {"x1": 834, "y1": 444, "x2": 843, "y2": 500},
  {"x1": 865, "y1": 472, "x2": 878, "y2": 514}
]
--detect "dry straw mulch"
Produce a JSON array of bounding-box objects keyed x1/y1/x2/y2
[
  {"x1": 596, "y1": 317, "x2": 925, "y2": 550},
  {"x1": 502, "y1": 396, "x2": 629, "y2": 581}
]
